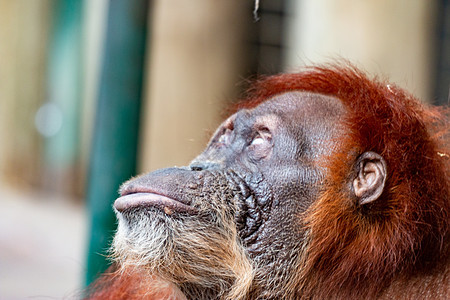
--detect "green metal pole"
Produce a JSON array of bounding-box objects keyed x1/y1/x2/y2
[
  {"x1": 85, "y1": 0, "x2": 149, "y2": 285},
  {"x1": 45, "y1": 0, "x2": 82, "y2": 184}
]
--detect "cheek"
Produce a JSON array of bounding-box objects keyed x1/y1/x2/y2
[
  {"x1": 245, "y1": 202, "x2": 306, "y2": 263},
  {"x1": 243, "y1": 165, "x2": 321, "y2": 253},
  {"x1": 266, "y1": 164, "x2": 322, "y2": 210}
]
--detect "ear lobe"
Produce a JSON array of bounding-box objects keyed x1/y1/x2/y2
[{"x1": 352, "y1": 151, "x2": 387, "y2": 205}]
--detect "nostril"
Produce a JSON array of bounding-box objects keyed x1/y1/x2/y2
[
  {"x1": 190, "y1": 165, "x2": 203, "y2": 171},
  {"x1": 190, "y1": 161, "x2": 206, "y2": 171},
  {"x1": 190, "y1": 161, "x2": 220, "y2": 171}
]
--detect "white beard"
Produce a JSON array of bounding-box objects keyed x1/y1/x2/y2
[{"x1": 111, "y1": 207, "x2": 254, "y2": 300}]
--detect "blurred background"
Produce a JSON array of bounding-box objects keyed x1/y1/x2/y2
[{"x1": 0, "y1": 0, "x2": 448, "y2": 298}]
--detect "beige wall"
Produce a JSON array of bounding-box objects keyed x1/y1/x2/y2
[
  {"x1": 139, "y1": 0, "x2": 251, "y2": 172},
  {"x1": 0, "y1": 0, "x2": 51, "y2": 184},
  {"x1": 284, "y1": 0, "x2": 437, "y2": 102}
]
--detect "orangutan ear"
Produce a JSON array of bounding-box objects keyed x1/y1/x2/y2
[{"x1": 352, "y1": 151, "x2": 387, "y2": 205}]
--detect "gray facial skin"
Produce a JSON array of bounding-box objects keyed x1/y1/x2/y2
[{"x1": 113, "y1": 91, "x2": 347, "y2": 299}]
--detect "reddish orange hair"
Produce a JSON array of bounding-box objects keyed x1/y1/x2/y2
[
  {"x1": 86, "y1": 265, "x2": 183, "y2": 299},
  {"x1": 242, "y1": 65, "x2": 449, "y2": 298}
]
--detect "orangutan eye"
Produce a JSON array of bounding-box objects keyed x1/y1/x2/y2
[
  {"x1": 249, "y1": 128, "x2": 272, "y2": 148},
  {"x1": 248, "y1": 128, "x2": 272, "y2": 161}
]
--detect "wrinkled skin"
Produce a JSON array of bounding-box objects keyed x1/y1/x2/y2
[
  {"x1": 113, "y1": 92, "x2": 347, "y2": 299},
  {"x1": 191, "y1": 91, "x2": 345, "y2": 246}
]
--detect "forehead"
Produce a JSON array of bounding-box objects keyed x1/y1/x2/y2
[{"x1": 252, "y1": 91, "x2": 346, "y2": 121}]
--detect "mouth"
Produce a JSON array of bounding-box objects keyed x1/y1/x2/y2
[{"x1": 114, "y1": 192, "x2": 198, "y2": 215}]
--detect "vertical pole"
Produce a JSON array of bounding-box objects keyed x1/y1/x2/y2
[
  {"x1": 434, "y1": 0, "x2": 450, "y2": 105},
  {"x1": 44, "y1": 0, "x2": 82, "y2": 193},
  {"x1": 85, "y1": 0, "x2": 149, "y2": 285}
]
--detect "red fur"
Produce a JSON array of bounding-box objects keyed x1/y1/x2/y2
[
  {"x1": 243, "y1": 65, "x2": 449, "y2": 298},
  {"x1": 86, "y1": 265, "x2": 185, "y2": 300}
]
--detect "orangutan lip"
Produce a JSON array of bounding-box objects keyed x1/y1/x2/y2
[{"x1": 114, "y1": 193, "x2": 198, "y2": 214}]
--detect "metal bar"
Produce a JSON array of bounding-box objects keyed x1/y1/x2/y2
[{"x1": 85, "y1": 0, "x2": 149, "y2": 285}]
